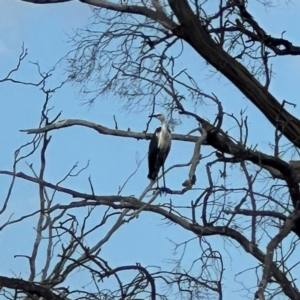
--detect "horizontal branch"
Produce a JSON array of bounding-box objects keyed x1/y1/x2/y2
[
  {"x1": 0, "y1": 170, "x2": 131, "y2": 203},
  {"x1": 20, "y1": 0, "x2": 176, "y2": 30},
  {"x1": 21, "y1": 119, "x2": 199, "y2": 143},
  {"x1": 20, "y1": 0, "x2": 71, "y2": 3},
  {"x1": 223, "y1": 209, "x2": 287, "y2": 222},
  {"x1": 0, "y1": 275, "x2": 64, "y2": 300}
]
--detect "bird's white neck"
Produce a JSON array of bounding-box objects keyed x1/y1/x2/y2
[
  {"x1": 161, "y1": 120, "x2": 168, "y2": 132},
  {"x1": 161, "y1": 120, "x2": 168, "y2": 127}
]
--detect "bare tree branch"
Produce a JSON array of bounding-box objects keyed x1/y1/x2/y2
[{"x1": 0, "y1": 276, "x2": 65, "y2": 300}]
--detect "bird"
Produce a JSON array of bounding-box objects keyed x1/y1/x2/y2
[{"x1": 147, "y1": 113, "x2": 172, "y2": 188}]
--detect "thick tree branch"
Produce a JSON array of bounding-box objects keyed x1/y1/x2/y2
[
  {"x1": 21, "y1": 0, "x2": 71, "y2": 2},
  {"x1": 209, "y1": 25, "x2": 300, "y2": 56},
  {"x1": 257, "y1": 211, "x2": 300, "y2": 299},
  {"x1": 234, "y1": 0, "x2": 300, "y2": 56},
  {"x1": 0, "y1": 275, "x2": 64, "y2": 300},
  {"x1": 168, "y1": 0, "x2": 300, "y2": 149}
]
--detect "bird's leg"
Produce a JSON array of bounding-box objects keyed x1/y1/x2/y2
[
  {"x1": 159, "y1": 165, "x2": 171, "y2": 194},
  {"x1": 156, "y1": 173, "x2": 171, "y2": 195},
  {"x1": 162, "y1": 164, "x2": 166, "y2": 189}
]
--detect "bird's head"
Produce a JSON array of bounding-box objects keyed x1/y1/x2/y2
[{"x1": 148, "y1": 113, "x2": 165, "y2": 122}]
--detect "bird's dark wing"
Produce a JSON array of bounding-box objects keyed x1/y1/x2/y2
[
  {"x1": 148, "y1": 128, "x2": 161, "y2": 180},
  {"x1": 155, "y1": 143, "x2": 170, "y2": 170}
]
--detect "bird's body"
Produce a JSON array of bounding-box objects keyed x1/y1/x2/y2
[{"x1": 147, "y1": 114, "x2": 172, "y2": 183}]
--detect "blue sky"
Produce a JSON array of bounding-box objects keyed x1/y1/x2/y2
[{"x1": 1, "y1": 0, "x2": 300, "y2": 298}]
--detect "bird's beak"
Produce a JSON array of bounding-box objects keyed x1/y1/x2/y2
[{"x1": 148, "y1": 114, "x2": 156, "y2": 118}]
